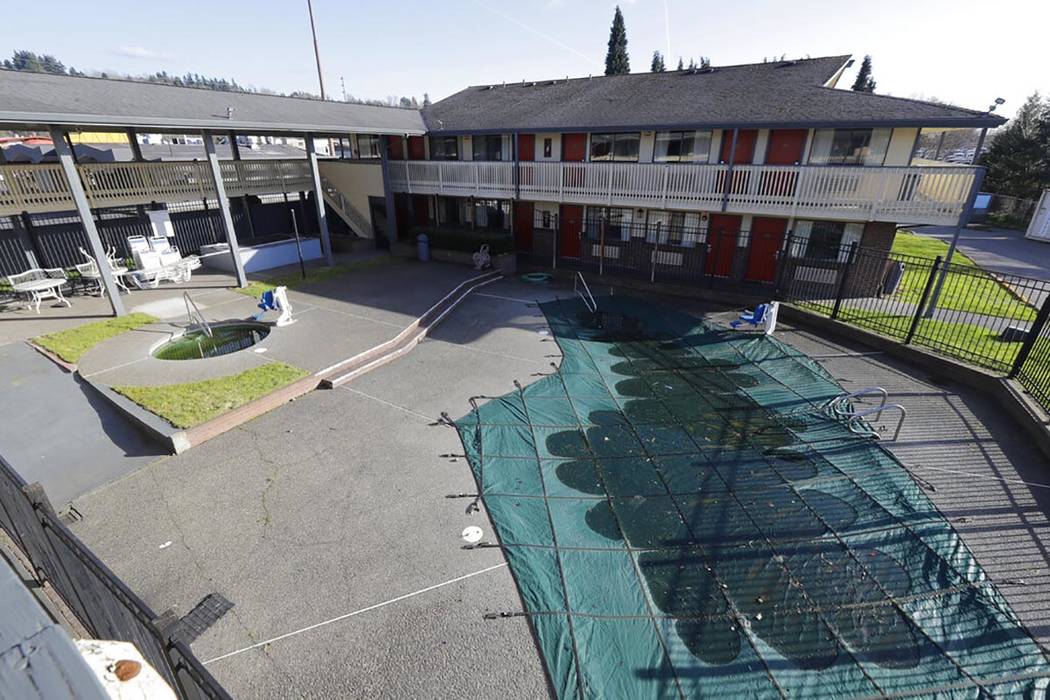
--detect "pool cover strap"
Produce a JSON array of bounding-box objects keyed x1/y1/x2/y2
[{"x1": 454, "y1": 296, "x2": 1050, "y2": 699}]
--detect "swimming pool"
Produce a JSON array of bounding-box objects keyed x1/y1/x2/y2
[{"x1": 454, "y1": 296, "x2": 1050, "y2": 698}]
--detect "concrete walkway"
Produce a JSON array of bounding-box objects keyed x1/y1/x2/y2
[{"x1": 0, "y1": 342, "x2": 165, "y2": 505}]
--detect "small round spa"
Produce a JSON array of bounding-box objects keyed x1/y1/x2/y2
[{"x1": 152, "y1": 322, "x2": 270, "y2": 361}]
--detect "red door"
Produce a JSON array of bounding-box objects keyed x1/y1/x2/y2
[
  {"x1": 394, "y1": 193, "x2": 413, "y2": 239},
  {"x1": 407, "y1": 135, "x2": 425, "y2": 160},
  {"x1": 386, "y1": 136, "x2": 405, "y2": 160},
  {"x1": 765, "y1": 129, "x2": 807, "y2": 165},
  {"x1": 514, "y1": 202, "x2": 535, "y2": 253},
  {"x1": 517, "y1": 134, "x2": 535, "y2": 161},
  {"x1": 706, "y1": 214, "x2": 741, "y2": 277},
  {"x1": 720, "y1": 129, "x2": 758, "y2": 164},
  {"x1": 559, "y1": 204, "x2": 583, "y2": 258},
  {"x1": 746, "y1": 217, "x2": 787, "y2": 282},
  {"x1": 411, "y1": 195, "x2": 429, "y2": 227},
  {"x1": 562, "y1": 134, "x2": 587, "y2": 161}
]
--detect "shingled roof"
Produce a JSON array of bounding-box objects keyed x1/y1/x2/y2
[
  {"x1": 0, "y1": 69, "x2": 427, "y2": 135},
  {"x1": 423, "y1": 56, "x2": 1004, "y2": 133}
]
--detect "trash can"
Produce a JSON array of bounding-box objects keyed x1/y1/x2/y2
[{"x1": 416, "y1": 234, "x2": 430, "y2": 262}]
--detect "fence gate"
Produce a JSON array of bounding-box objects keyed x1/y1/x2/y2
[{"x1": 1027, "y1": 189, "x2": 1050, "y2": 242}]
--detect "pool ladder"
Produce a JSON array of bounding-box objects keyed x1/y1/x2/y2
[
  {"x1": 574, "y1": 272, "x2": 597, "y2": 313},
  {"x1": 183, "y1": 292, "x2": 213, "y2": 338},
  {"x1": 823, "y1": 386, "x2": 907, "y2": 441}
]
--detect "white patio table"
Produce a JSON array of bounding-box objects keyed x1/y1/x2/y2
[{"x1": 11, "y1": 277, "x2": 72, "y2": 314}]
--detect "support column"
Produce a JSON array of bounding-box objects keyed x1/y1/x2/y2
[
  {"x1": 229, "y1": 132, "x2": 257, "y2": 241},
  {"x1": 306, "y1": 135, "x2": 335, "y2": 266},
  {"x1": 720, "y1": 128, "x2": 740, "y2": 213},
  {"x1": 379, "y1": 136, "x2": 399, "y2": 249},
  {"x1": 11, "y1": 215, "x2": 39, "y2": 269},
  {"x1": 50, "y1": 127, "x2": 125, "y2": 315},
  {"x1": 203, "y1": 132, "x2": 248, "y2": 287}
]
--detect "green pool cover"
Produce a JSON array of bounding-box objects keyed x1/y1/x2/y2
[{"x1": 454, "y1": 296, "x2": 1050, "y2": 699}]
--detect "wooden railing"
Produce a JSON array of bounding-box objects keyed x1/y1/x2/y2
[
  {"x1": 389, "y1": 160, "x2": 978, "y2": 226},
  {"x1": 0, "y1": 159, "x2": 316, "y2": 215}
]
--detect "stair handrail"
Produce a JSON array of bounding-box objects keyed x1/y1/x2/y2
[
  {"x1": 183, "y1": 291, "x2": 213, "y2": 338},
  {"x1": 574, "y1": 272, "x2": 597, "y2": 313},
  {"x1": 847, "y1": 404, "x2": 907, "y2": 441},
  {"x1": 319, "y1": 174, "x2": 371, "y2": 237}
]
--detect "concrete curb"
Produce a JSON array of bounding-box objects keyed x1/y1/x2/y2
[
  {"x1": 780, "y1": 305, "x2": 1050, "y2": 462},
  {"x1": 25, "y1": 341, "x2": 77, "y2": 374},
  {"x1": 78, "y1": 270, "x2": 503, "y2": 453},
  {"x1": 319, "y1": 270, "x2": 503, "y2": 388}
]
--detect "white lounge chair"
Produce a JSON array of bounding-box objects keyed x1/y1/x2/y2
[
  {"x1": 125, "y1": 235, "x2": 201, "y2": 289},
  {"x1": 6, "y1": 268, "x2": 71, "y2": 313}
]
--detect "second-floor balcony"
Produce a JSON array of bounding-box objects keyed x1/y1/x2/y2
[
  {"x1": 0, "y1": 159, "x2": 314, "y2": 216},
  {"x1": 388, "y1": 160, "x2": 978, "y2": 227}
]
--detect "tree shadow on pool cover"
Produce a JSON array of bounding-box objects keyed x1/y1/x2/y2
[{"x1": 545, "y1": 308, "x2": 935, "y2": 672}]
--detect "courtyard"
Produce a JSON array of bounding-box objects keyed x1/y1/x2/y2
[{"x1": 31, "y1": 270, "x2": 1050, "y2": 697}]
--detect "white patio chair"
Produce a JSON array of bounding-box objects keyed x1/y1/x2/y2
[{"x1": 78, "y1": 247, "x2": 129, "y2": 295}]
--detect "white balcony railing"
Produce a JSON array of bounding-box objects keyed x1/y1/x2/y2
[
  {"x1": 389, "y1": 160, "x2": 978, "y2": 226},
  {"x1": 0, "y1": 159, "x2": 316, "y2": 216}
]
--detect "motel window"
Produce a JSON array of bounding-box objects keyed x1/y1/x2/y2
[
  {"x1": 794, "y1": 220, "x2": 864, "y2": 260},
  {"x1": 356, "y1": 134, "x2": 380, "y2": 159},
  {"x1": 585, "y1": 206, "x2": 635, "y2": 240},
  {"x1": 808, "y1": 128, "x2": 891, "y2": 166},
  {"x1": 654, "y1": 130, "x2": 712, "y2": 163},
  {"x1": 429, "y1": 136, "x2": 459, "y2": 160},
  {"x1": 473, "y1": 199, "x2": 510, "y2": 230},
  {"x1": 472, "y1": 135, "x2": 503, "y2": 161},
  {"x1": 589, "y1": 133, "x2": 640, "y2": 162},
  {"x1": 543, "y1": 138, "x2": 553, "y2": 158}
]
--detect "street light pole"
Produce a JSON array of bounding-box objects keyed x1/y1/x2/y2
[{"x1": 307, "y1": 0, "x2": 326, "y2": 100}]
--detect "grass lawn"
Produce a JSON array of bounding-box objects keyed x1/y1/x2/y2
[
  {"x1": 114, "y1": 362, "x2": 309, "y2": 428},
  {"x1": 33, "y1": 313, "x2": 158, "y2": 364},
  {"x1": 892, "y1": 230, "x2": 1036, "y2": 322},
  {"x1": 234, "y1": 255, "x2": 399, "y2": 299}
]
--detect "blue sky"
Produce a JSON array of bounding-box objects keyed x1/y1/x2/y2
[{"x1": 7, "y1": 0, "x2": 1048, "y2": 118}]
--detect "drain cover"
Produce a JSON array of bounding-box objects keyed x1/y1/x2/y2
[{"x1": 177, "y1": 593, "x2": 234, "y2": 643}]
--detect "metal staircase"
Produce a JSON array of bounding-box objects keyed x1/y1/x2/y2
[{"x1": 319, "y1": 174, "x2": 372, "y2": 238}]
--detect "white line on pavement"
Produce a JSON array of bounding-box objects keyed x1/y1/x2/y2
[{"x1": 203, "y1": 562, "x2": 508, "y2": 665}]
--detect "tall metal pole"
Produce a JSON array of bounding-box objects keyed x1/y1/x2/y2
[
  {"x1": 924, "y1": 166, "x2": 986, "y2": 317},
  {"x1": 307, "y1": 0, "x2": 326, "y2": 100}
]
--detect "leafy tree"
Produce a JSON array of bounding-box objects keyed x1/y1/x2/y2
[
  {"x1": 604, "y1": 6, "x2": 630, "y2": 76},
  {"x1": 851, "y1": 55, "x2": 876, "y2": 93},
  {"x1": 650, "y1": 51, "x2": 665, "y2": 72},
  {"x1": 980, "y1": 92, "x2": 1050, "y2": 201}
]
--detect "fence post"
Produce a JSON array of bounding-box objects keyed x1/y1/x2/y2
[
  {"x1": 1009, "y1": 293, "x2": 1050, "y2": 378},
  {"x1": 651, "y1": 222, "x2": 660, "y2": 283},
  {"x1": 774, "y1": 230, "x2": 794, "y2": 300},
  {"x1": 830, "y1": 243, "x2": 857, "y2": 320},
  {"x1": 599, "y1": 218, "x2": 605, "y2": 276},
  {"x1": 551, "y1": 214, "x2": 558, "y2": 270},
  {"x1": 906, "y1": 256, "x2": 942, "y2": 344}
]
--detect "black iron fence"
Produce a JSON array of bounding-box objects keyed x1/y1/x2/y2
[
  {"x1": 0, "y1": 196, "x2": 325, "y2": 278},
  {"x1": 522, "y1": 215, "x2": 787, "y2": 294},
  {"x1": 520, "y1": 213, "x2": 1050, "y2": 414},
  {"x1": 0, "y1": 455, "x2": 230, "y2": 699},
  {"x1": 779, "y1": 240, "x2": 1050, "y2": 411}
]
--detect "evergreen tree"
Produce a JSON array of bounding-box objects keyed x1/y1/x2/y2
[
  {"x1": 677, "y1": 57, "x2": 684, "y2": 71},
  {"x1": 604, "y1": 6, "x2": 630, "y2": 76},
  {"x1": 650, "y1": 51, "x2": 665, "y2": 72},
  {"x1": 40, "y1": 54, "x2": 65, "y2": 74},
  {"x1": 980, "y1": 93, "x2": 1050, "y2": 201},
  {"x1": 423, "y1": 93, "x2": 432, "y2": 107},
  {"x1": 851, "y1": 55, "x2": 876, "y2": 93},
  {"x1": 699, "y1": 56, "x2": 711, "y2": 69}
]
